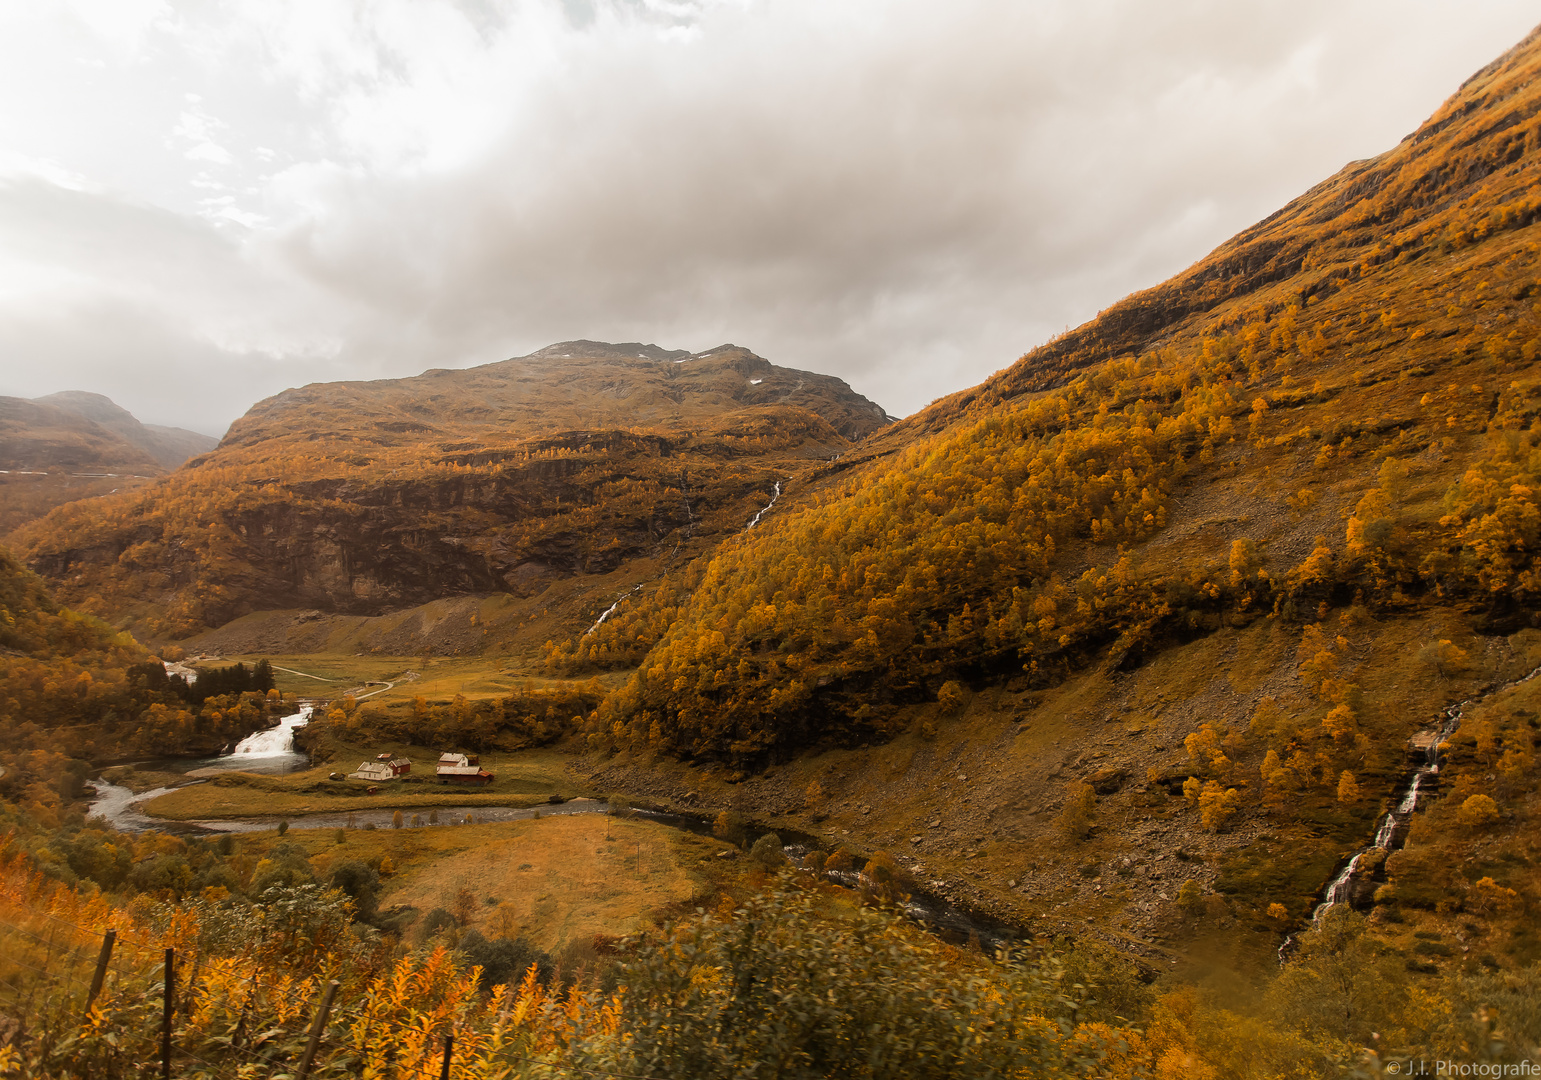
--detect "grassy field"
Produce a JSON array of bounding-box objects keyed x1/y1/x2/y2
[
  {"x1": 224, "y1": 812, "x2": 733, "y2": 952},
  {"x1": 139, "y1": 745, "x2": 594, "y2": 820},
  {"x1": 209, "y1": 652, "x2": 621, "y2": 705},
  {"x1": 378, "y1": 814, "x2": 727, "y2": 950}
]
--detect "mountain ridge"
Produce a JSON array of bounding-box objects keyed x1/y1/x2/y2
[
  {"x1": 0, "y1": 391, "x2": 219, "y2": 537},
  {"x1": 31, "y1": 390, "x2": 218, "y2": 469},
  {"x1": 216, "y1": 340, "x2": 888, "y2": 455},
  {"x1": 12, "y1": 341, "x2": 889, "y2": 637}
]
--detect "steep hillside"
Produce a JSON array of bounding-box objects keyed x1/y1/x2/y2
[
  {"x1": 882, "y1": 24, "x2": 1541, "y2": 443},
  {"x1": 449, "y1": 22, "x2": 1541, "y2": 966},
  {"x1": 12, "y1": 342, "x2": 889, "y2": 638},
  {"x1": 564, "y1": 22, "x2": 1541, "y2": 758},
  {"x1": 881, "y1": 25, "x2": 1541, "y2": 446}
]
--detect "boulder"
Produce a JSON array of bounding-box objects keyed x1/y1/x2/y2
[{"x1": 1088, "y1": 767, "x2": 1127, "y2": 795}]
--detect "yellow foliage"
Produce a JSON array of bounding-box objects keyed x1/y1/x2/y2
[
  {"x1": 1336, "y1": 770, "x2": 1360, "y2": 804},
  {"x1": 1056, "y1": 781, "x2": 1098, "y2": 841},
  {"x1": 1469, "y1": 876, "x2": 1520, "y2": 914},
  {"x1": 1197, "y1": 781, "x2": 1242, "y2": 832},
  {"x1": 1322, "y1": 703, "x2": 1358, "y2": 742},
  {"x1": 1455, "y1": 793, "x2": 1500, "y2": 829}
]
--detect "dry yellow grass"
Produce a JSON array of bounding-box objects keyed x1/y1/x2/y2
[
  {"x1": 195, "y1": 650, "x2": 624, "y2": 705},
  {"x1": 379, "y1": 814, "x2": 723, "y2": 950}
]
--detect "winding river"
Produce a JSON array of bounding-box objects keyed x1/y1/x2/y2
[{"x1": 86, "y1": 745, "x2": 1025, "y2": 951}]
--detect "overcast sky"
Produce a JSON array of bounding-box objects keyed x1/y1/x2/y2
[{"x1": 0, "y1": 1, "x2": 1536, "y2": 435}]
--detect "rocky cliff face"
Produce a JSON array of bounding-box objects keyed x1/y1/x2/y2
[{"x1": 13, "y1": 342, "x2": 890, "y2": 638}]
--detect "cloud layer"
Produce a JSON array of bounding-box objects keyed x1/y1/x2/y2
[{"x1": 0, "y1": 1, "x2": 1537, "y2": 432}]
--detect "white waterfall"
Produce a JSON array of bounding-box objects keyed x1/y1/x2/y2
[
  {"x1": 1309, "y1": 853, "x2": 1366, "y2": 924},
  {"x1": 745, "y1": 481, "x2": 782, "y2": 530},
  {"x1": 1303, "y1": 661, "x2": 1541, "y2": 933},
  {"x1": 584, "y1": 584, "x2": 643, "y2": 637},
  {"x1": 232, "y1": 706, "x2": 312, "y2": 757},
  {"x1": 162, "y1": 660, "x2": 199, "y2": 685}
]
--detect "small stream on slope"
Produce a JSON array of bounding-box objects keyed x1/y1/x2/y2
[
  {"x1": 584, "y1": 585, "x2": 643, "y2": 637},
  {"x1": 744, "y1": 480, "x2": 783, "y2": 531},
  {"x1": 1283, "y1": 661, "x2": 1541, "y2": 958}
]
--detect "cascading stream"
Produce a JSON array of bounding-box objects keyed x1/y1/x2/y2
[
  {"x1": 1282, "y1": 661, "x2": 1541, "y2": 960},
  {"x1": 232, "y1": 706, "x2": 313, "y2": 757},
  {"x1": 584, "y1": 584, "x2": 643, "y2": 637},
  {"x1": 744, "y1": 480, "x2": 782, "y2": 531}
]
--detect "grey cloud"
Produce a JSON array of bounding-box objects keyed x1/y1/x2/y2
[
  {"x1": 1, "y1": 0, "x2": 1539, "y2": 426},
  {"x1": 264, "y1": 0, "x2": 1541, "y2": 414},
  {"x1": 0, "y1": 178, "x2": 353, "y2": 431},
  {"x1": 0, "y1": 299, "x2": 282, "y2": 437}
]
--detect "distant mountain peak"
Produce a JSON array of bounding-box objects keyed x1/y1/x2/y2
[
  {"x1": 0, "y1": 391, "x2": 218, "y2": 475},
  {"x1": 33, "y1": 390, "x2": 137, "y2": 424},
  {"x1": 527, "y1": 340, "x2": 692, "y2": 363},
  {"x1": 240, "y1": 340, "x2": 888, "y2": 449}
]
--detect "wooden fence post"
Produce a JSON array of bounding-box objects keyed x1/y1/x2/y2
[
  {"x1": 296, "y1": 980, "x2": 339, "y2": 1080},
  {"x1": 439, "y1": 1033, "x2": 454, "y2": 1080},
  {"x1": 86, "y1": 929, "x2": 115, "y2": 1010},
  {"x1": 161, "y1": 948, "x2": 174, "y2": 1080}
]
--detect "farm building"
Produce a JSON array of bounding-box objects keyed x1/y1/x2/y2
[
  {"x1": 436, "y1": 752, "x2": 494, "y2": 786},
  {"x1": 374, "y1": 753, "x2": 412, "y2": 776},
  {"x1": 348, "y1": 760, "x2": 395, "y2": 782}
]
